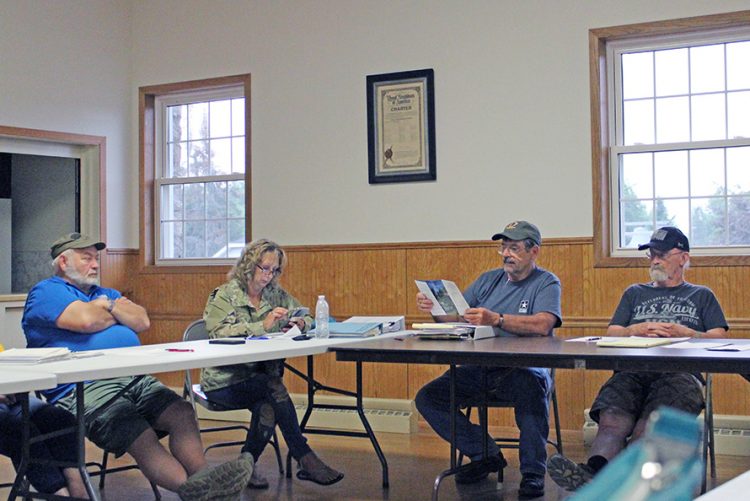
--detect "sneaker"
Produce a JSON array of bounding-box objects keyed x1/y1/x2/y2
[
  {"x1": 547, "y1": 453, "x2": 594, "y2": 491},
  {"x1": 247, "y1": 468, "x2": 269, "y2": 489},
  {"x1": 518, "y1": 472, "x2": 545, "y2": 499},
  {"x1": 178, "y1": 453, "x2": 254, "y2": 501},
  {"x1": 455, "y1": 452, "x2": 507, "y2": 484}
]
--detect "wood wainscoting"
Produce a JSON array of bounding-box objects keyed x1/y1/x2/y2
[{"x1": 101, "y1": 238, "x2": 750, "y2": 431}]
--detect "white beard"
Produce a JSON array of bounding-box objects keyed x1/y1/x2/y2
[
  {"x1": 649, "y1": 267, "x2": 669, "y2": 283},
  {"x1": 64, "y1": 267, "x2": 98, "y2": 290}
]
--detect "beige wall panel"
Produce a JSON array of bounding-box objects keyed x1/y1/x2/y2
[
  {"x1": 284, "y1": 248, "x2": 407, "y2": 319},
  {"x1": 136, "y1": 273, "x2": 224, "y2": 318},
  {"x1": 100, "y1": 250, "x2": 139, "y2": 299},
  {"x1": 713, "y1": 373, "x2": 750, "y2": 415},
  {"x1": 536, "y1": 242, "x2": 585, "y2": 319}
]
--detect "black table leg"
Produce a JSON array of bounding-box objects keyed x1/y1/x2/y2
[
  {"x1": 431, "y1": 364, "x2": 458, "y2": 501},
  {"x1": 286, "y1": 355, "x2": 389, "y2": 487}
]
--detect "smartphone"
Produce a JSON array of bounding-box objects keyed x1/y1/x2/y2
[
  {"x1": 289, "y1": 307, "x2": 309, "y2": 318},
  {"x1": 209, "y1": 338, "x2": 246, "y2": 345}
]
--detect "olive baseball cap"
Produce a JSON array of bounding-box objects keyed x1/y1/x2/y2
[
  {"x1": 491, "y1": 220, "x2": 542, "y2": 246},
  {"x1": 50, "y1": 232, "x2": 106, "y2": 259},
  {"x1": 637, "y1": 226, "x2": 690, "y2": 252}
]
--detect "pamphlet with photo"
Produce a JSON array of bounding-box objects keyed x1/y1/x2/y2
[{"x1": 415, "y1": 279, "x2": 471, "y2": 322}]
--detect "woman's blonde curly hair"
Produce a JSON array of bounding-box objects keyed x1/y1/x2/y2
[{"x1": 228, "y1": 239, "x2": 287, "y2": 292}]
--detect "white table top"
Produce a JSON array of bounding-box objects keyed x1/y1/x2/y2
[
  {"x1": 695, "y1": 470, "x2": 750, "y2": 499},
  {"x1": 0, "y1": 369, "x2": 57, "y2": 394},
  {"x1": 0, "y1": 333, "x2": 401, "y2": 384}
]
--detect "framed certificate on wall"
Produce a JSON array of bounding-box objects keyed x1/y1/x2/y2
[{"x1": 366, "y1": 68, "x2": 436, "y2": 184}]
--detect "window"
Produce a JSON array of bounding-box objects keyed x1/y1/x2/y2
[
  {"x1": 591, "y1": 12, "x2": 750, "y2": 266},
  {"x1": 141, "y1": 75, "x2": 251, "y2": 267}
]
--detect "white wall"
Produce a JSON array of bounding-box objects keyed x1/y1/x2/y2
[
  {"x1": 2, "y1": 1, "x2": 749, "y2": 247},
  {"x1": 0, "y1": 0, "x2": 133, "y2": 247},
  {"x1": 130, "y1": 0, "x2": 750, "y2": 245}
]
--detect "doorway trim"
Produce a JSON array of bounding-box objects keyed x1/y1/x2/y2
[{"x1": 0, "y1": 125, "x2": 106, "y2": 294}]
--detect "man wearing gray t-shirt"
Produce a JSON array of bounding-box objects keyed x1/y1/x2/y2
[
  {"x1": 415, "y1": 221, "x2": 562, "y2": 499},
  {"x1": 548, "y1": 226, "x2": 728, "y2": 492}
]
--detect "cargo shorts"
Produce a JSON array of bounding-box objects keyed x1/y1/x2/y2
[
  {"x1": 589, "y1": 371, "x2": 703, "y2": 424},
  {"x1": 56, "y1": 375, "x2": 181, "y2": 456}
]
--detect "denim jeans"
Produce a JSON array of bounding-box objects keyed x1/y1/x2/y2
[
  {"x1": 205, "y1": 373, "x2": 312, "y2": 461},
  {"x1": 415, "y1": 366, "x2": 552, "y2": 476},
  {"x1": 0, "y1": 396, "x2": 77, "y2": 493}
]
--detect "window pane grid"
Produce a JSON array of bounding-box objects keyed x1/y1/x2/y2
[
  {"x1": 613, "y1": 32, "x2": 750, "y2": 254},
  {"x1": 156, "y1": 88, "x2": 246, "y2": 263},
  {"x1": 163, "y1": 98, "x2": 245, "y2": 180},
  {"x1": 616, "y1": 146, "x2": 750, "y2": 248},
  {"x1": 621, "y1": 40, "x2": 750, "y2": 147}
]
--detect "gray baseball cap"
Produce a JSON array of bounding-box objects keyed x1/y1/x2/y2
[
  {"x1": 50, "y1": 232, "x2": 106, "y2": 259},
  {"x1": 491, "y1": 221, "x2": 542, "y2": 246}
]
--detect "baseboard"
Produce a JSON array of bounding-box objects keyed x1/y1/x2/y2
[
  {"x1": 178, "y1": 387, "x2": 417, "y2": 434},
  {"x1": 583, "y1": 409, "x2": 750, "y2": 456}
]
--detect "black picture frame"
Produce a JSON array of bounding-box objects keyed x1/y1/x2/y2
[{"x1": 366, "y1": 68, "x2": 436, "y2": 184}]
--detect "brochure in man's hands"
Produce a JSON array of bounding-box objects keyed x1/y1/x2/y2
[{"x1": 415, "y1": 279, "x2": 470, "y2": 322}]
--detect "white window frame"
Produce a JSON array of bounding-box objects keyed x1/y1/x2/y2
[
  {"x1": 606, "y1": 26, "x2": 750, "y2": 258},
  {"x1": 154, "y1": 86, "x2": 246, "y2": 266}
]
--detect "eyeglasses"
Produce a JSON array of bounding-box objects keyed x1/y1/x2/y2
[
  {"x1": 497, "y1": 243, "x2": 527, "y2": 255},
  {"x1": 256, "y1": 264, "x2": 281, "y2": 276},
  {"x1": 645, "y1": 250, "x2": 683, "y2": 261}
]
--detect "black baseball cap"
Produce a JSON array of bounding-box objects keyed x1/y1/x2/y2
[
  {"x1": 50, "y1": 232, "x2": 106, "y2": 259},
  {"x1": 491, "y1": 220, "x2": 541, "y2": 246},
  {"x1": 637, "y1": 226, "x2": 689, "y2": 252}
]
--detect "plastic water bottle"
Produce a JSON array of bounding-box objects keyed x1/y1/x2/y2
[{"x1": 315, "y1": 295, "x2": 330, "y2": 338}]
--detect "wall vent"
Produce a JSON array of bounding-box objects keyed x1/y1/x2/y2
[{"x1": 189, "y1": 391, "x2": 417, "y2": 434}]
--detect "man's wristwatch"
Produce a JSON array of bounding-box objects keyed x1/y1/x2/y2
[
  {"x1": 107, "y1": 298, "x2": 115, "y2": 313},
  {"x1": 497, "y1": 313, "x2": 505, "y2": 328}
]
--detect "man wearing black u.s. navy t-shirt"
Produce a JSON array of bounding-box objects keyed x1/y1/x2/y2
[{"x1": 548, "y1": 226, "x2": 728, "y2": 492}]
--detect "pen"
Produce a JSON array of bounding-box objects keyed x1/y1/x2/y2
[
  {"x1": 166, "y1": 348, "x2": 194, "y2": 352},
  {"x1": 248, "y1": 336, "x2": 269, "y2": 340},
  {"x1": 587, "y1": 337, "x2": 601, "y2": 341}
]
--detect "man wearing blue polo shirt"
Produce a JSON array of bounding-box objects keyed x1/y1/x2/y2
[{"x1": 22, "y1": 233, "x2": 253, "y2": 501}]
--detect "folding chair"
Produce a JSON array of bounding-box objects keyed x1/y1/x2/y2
[
  {"x1": 701, "y1": 373, "x2": 716, "y2": 494},
  {"x1": 94, "y1": 450, "x2": 161, "y2": 499},
  {"x1": 457, "y1": 368, "x2": 563, "y2": 484},
  {"x1": 183, "y1": 320, "x2": 284, "y2": 473}
]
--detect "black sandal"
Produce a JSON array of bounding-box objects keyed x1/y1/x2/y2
[{"x1": 296, "y1": 469, "x2": 344, "y2": 486}]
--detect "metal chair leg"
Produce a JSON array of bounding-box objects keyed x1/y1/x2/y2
[{"x1": 270, "y1": 429, "x2": 284, "y2": 474}]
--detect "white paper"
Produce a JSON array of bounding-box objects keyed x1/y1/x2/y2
[
  {"x1": 262, "y1": 325, "x2": 302, "y2": 340},
  {"x1": 663, "y1": 341, "x2": 731, "y2": 350},
  {"x1": 706, "y1": 343, "x2": 750, "y2": 352}
]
